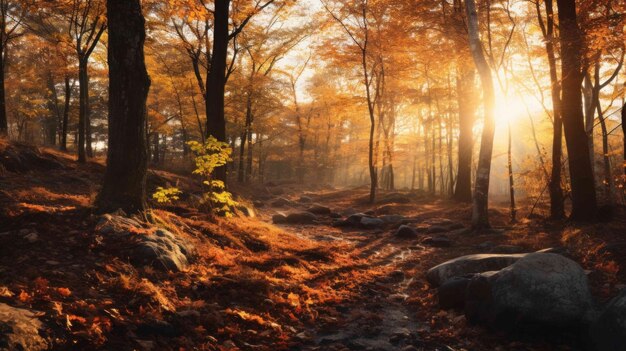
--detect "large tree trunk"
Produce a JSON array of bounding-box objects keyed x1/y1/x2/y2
[
  {"x1": 454, "y1": 68, "x2": 475, "y2": 202},
  {"x1": 466, "y1": 0, "x2": 496, "y2": 230},
  {"x1": 77, "y1": 61, "x2": 88, "y2": 163},
  {"x1": 622, "y1": 103, "x2": 626, "y2": 177},
  {"x1": 556, "y1": 0, "x2": 598, "y2": 221},
  {"x1": 96, "y1": 0, "x2": 150, "y2": 214},
  {"x1": 205, "y1": 0, "x2": 229, "y2": 182}
]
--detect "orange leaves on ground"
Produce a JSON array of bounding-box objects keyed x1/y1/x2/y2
[
  {"x1": 18, "y1": 290, "x2": 32, "y2": 303},
  {"x1": 57, "y1": 287, "x2": 72, "y2": 297}
]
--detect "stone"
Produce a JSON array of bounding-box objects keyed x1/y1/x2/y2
[
  {"x1": 306, "y1": 204, "x2": 331, "y2": 215},
  {"x1": 395, "y1": 225, "x2": 418, "y2": 239},
  {"x1": 236, "y1": 205, "x2": 255, "y2": 218},
  {"x1": 590, "y1": 288, "x2": 626, "y2": 351},
  {"x1": 270, "y1": 197, "x2": 292, "y2": 207},
  {"x1": 380, "y1": 215, "x2": 406, "y2": 224},
  {"x1": 422, "y1": 235, "x2": 452, "y2": 248},
  {"x1": 426, "y1": 253, "x2": 526, "y2": 287},
  {"x1": 360, "y1": 217, "x2": 385, "y2": 228},
  {"x1": 272, "y1": 213, "x2": 287, "y2": 224},
  {"x1": 23, "y1": 232, "x2": 38, "y2": 243},
  {"x1": 97, "y1": 215, "x2": 195, "y2": 272},
  {"x1": 465, "y1": 253, "x2": 595, "y2": 329},
  {"x1": 0, "y1": 303, "x2": 48, "y2": 351},
  {"x1": 438, "y1": 275, "x2": 473, "y2": 310},
  {"x1": 285, "y1": 212, "x2": 318, "y2": 224},
  {"x1": 252, "y1": 200, "x2": 264, "y2": 208}
]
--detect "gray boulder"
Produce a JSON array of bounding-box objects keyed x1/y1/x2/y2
[
  {"x1": 465, "y1": 253, "x2": 595, "y2": 328},
  {"x1": 426, "y1": 253, "x2": 526, "y2": 287},
  {"x1": 381, "y1": 215, "x2": 406, "y2": 225},
  {"x1": 438, "y1": 275, "x2": 473, "y2": 310},
  {"x1": 590, "y1": 288, "x2": 626, "y2": 351},
  {"x1": 272, "y1": 213, "x2": 287, "y2": 224},
  {"x1": 0, "y1": 303, "x2": 48, "y2": 351},
  {"x1": 271, "y1": 197, "x2": 292, "y2": 207},
  {"x1": 360, "y1": 217, "x2": 385, "y2": 228},
  {"x1": 422, "y1": 235, "x2": 452, "y2": 248}
]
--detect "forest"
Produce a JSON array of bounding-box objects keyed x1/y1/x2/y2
[{"x1": 0, "y1": 0, "x2": 626, "y2": 350}]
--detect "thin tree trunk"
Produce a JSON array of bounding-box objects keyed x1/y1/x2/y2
[
  {"x1": 556, "y1": 0, "x2": 598, "y2": 221},
  {"x1": 597, "y1": 104, "x2": 612, "y2": 204},
  {"x1": 60, "y1": 76, "x2": 71, "y2": 151},
  {"x1": 466, "y1": 0, "x2": 496, "y2": 230},
  {"x1": 78, "y1": 62, "x2": 88, "y2": 163},
  {"x1": 0, "y1": 39, "x2": 7, "y2": 136},
  {"x1": 96, "y1": 0, "x2": 150, "y2": 214},
  {"x1": 508, "y1": 122, "x2": 516, "y2": 222}
]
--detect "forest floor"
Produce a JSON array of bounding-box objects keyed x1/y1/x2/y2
[{"x1": 1, "y1": 140, "x2": 625, "y2": 351}]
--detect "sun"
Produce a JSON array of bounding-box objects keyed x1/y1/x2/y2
[{"x1": 494, "y1": 90, "x2": 535, "y2": 125}]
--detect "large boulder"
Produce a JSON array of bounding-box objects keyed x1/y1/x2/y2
[
  {"x1": 590, "y1": 288, "x2": 626, "y2": 351},
  {"x1": 271, "y1": 197, "x2": 292, "y2": 207},
  {"x1": 395, "y1": 225, "x2": 417, "y2": 239},
  {"x1": 0, "y1": 303, "x2": 48, "y2": 351},
  {"x1": 465, "y1": 253, "x2": 595, "y2": 329},
  {"x1": 426, "y1": 253, "x2": 526, "y2": 287}
]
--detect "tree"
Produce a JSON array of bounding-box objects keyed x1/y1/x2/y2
[
  {"x1": 0, "y1": 0, "x2": 25, "y2": 136},
  {"x1": 96, "y1": 0, "x2": 150, "y2": 213},
  {"x1": 556, "y1": 0, "x2": 597, "y2": 221},
  {"x1": 465, "y1": 0, "x2": 496, "y2": 229}
]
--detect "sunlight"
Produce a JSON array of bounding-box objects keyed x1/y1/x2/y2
[{"x1": 494, "y1": 90, "x2": 530, "y2": 125}]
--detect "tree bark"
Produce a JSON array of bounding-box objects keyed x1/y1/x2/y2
[
  {"x1": 556, "y1": 0, "x2": 598, "y2": 221},
  {"x1": 205, "y1": 0, "x2": 230, "y2": 182},
  {"x1": 77, "y1": 62, "x2": 88, "y2": 163},
  {"x1": 0, "y1": 38, "x2": 7, "y2": 136},
  {"x1": 539, "y1": 0, "x2": 565, "y2": 219},
  {"x1": 622, "y1": 103, "x2": 626, "y2": 177},
  {"x1": 454, "y1": 68, "x2": 475, "y2": 202},
  {"x1": 96, "y1": 0, "x2": 150, "y2": 214},
  {"x1": 466, "y1": 0, "x2": 496, "y2": 230},
  {"x1": 60, "y1": 76, "x2": 71, "y2": 151}
]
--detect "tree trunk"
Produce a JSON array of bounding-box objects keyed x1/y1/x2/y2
[
  {"x1": 454, "y1": 68, "x2": 475, "y2": 202},
  {"x1": 96, "y1": 0, "x2": 150, "y2": 214},
  {"x1": 622, "y1": 103, "x2": 626, "y2": 177},
  {"x1": 597, "y1": 104, "x2": 612, "y2": 205},
  {"x1": 466, "y1": 0, "x2": 496, "y2": 230},
  {"x1": 539, "y1": 0, "x2": 565, "y2": 219},
  {"x1": 556, "y1": 0, "x2": 598, "y2": 221},
  {"x1": 508, "y1": 122, "x2": 516, "y2": 222},
  {"x1": 77, "y1": 62, "x2": 88, "y2": 163},
  {"x1": 205, "y1": 0, "x2": 229, "y2": 182},
  {"x1": 60, "y1": 76, "x2": 71, "y2": 151},
  {"x1": 0, "y1": 39, "x2": 7, "y2": 136}
]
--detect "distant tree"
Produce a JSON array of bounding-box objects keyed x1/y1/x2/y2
[{"x1": 96, "y1": 0, "x2": 150, "y2": 213}]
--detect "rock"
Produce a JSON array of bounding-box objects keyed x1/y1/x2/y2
[
  {"x1": 426, "y1": 225, "x2": 448, "y2": 234},
  {"x1": 306, "y1": 204, "x2": 331, "y2": 215},
  {"x1": 438, "y1": 275, "x2": 473, "y2": 310},
  {"x1": 347, "y1": 213, "x2": 369, "y2": 225},
  {"x1": 489, "y1": 245, "x2": 525, "y2": 254},
  {"x1": 360, "y1": 217, "x2": 385, "y2": 228},
  {"x1": 422, "y1": 235, "x2": 452, "y2": 248},
  {"x1": 97, "y1": 215, "x2": 195, "y2": 272},
  {"x1": 137, "y1": 320, "x2": 181, "y2": 337},
  {"x1": 270, "y1": 197, "x2": 292, "y2": 207},
  {"x1": 272, "y1": 213, "x2": 287, "y2": 224},
  {"x1": 536, "y1": 246, "x2": 570, "y2": 256},
  {"x1": 465, "y1": 253, "x2": 595, "y2": 329},
  {"x1": 23, "y1": 232, "x2": 38, "y2": 243},
  {"x1": 236, "y1": 205, "x2": 255, "y2": 217},
  {"x1": 252, "y1": 200, "x2": 264, "y2": 208},
  {"x1": 134, "y1": 229, "x2": 196, "y2": 272},
  {"x1": 329, "y1": 212, "x2": 342, "y2": 219},
  {"x1": 426, "y1": 253, "x2": 526, "y2": 287},
  {"x1": 380, "y1": 215, "x2": 406, "y2": 224},
  {"x1": 0, "y1": 303, "x2": 48, "y2": 351},
  {"x1": 285, "y1": 212, "x2": 318, "y2": 224},
  {"x1": 395, "y1": 225, "x2": 418, "y2": 239},
  {"x1": 298, "y1": 196, "x2": 313, "y2": 203},
  {"x1": 590, "y1": 288, "x2": 626, "y2": 351}
]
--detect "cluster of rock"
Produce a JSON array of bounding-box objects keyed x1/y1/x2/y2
[
  {"x1": 429, "y1": 250, "x2": 626, "y2": 349},
  {"x1": 96, "y1": 214, "x2": 196, "y2": 272}
]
